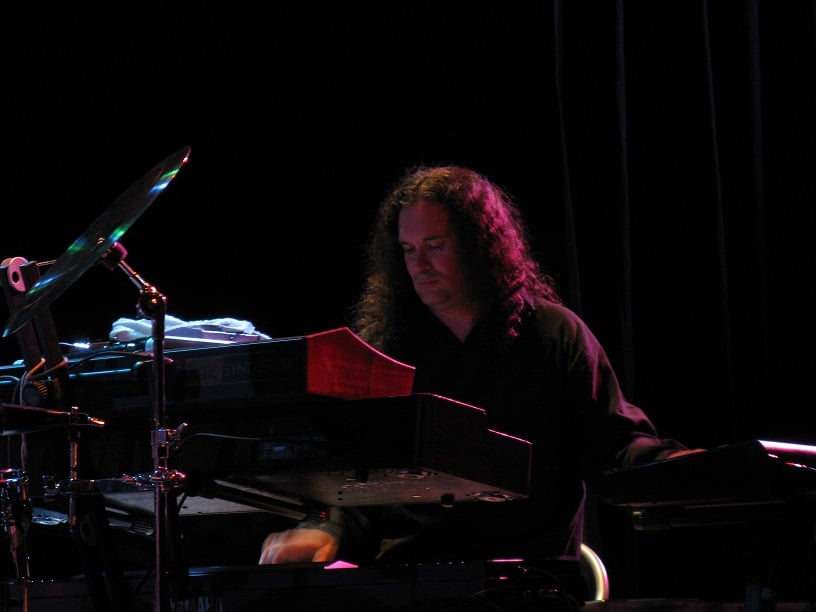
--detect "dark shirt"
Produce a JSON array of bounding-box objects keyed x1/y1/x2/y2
[{"x1": 319, "y1": 300, "x2": 687, "y2": 565}]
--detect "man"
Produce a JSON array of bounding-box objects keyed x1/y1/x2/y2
[{"x1": 259, "y1": 165, "x2": 699, "y2": 572}]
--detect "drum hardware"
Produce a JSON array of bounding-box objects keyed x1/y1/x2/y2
[
  {"x1": 2, "y1": 253, "x2": 73, "y2": 612},
  {"x1": 1, "y1": 467, "x2": 31, "y2": 611},
  {"x1": 1, "y1": 259, "x2": 127, "y2": 611},
  {"x1": 1, "y1": 146, "x2": 192, "y2": 612}
]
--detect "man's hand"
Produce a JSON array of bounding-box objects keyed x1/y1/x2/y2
[{"x1": 258, "y1": 528, "x2": 339, "y2": 564}]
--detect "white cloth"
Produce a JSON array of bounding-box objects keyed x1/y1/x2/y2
[{"x1": 110, "y1": 314, "x2": 272, "y2": 346}]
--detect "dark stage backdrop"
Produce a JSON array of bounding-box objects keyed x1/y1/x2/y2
[{"x1": 4, "y1": 2, "x2": 815, "y2": 450}]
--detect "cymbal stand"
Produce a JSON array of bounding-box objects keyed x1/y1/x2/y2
[
  {"x1": 2, "y1": 257, "x2": 129, "y2": 611},
  {"x1": 101, "y1": 243, "x2": 186, "y2": 612},
  {"x1": 1, "y1": 257, "x2": 70, "y2": 612}
]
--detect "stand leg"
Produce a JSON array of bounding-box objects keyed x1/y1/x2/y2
[
  {"x1": 1, "y1": 468, "x2": 31, "y2": 612},
  {"x1": 154, "y1": 478, "x2": 187, "y2": 608},
  {"x1": 137, "y1": 279, "x2": 187, "y2": 612}
]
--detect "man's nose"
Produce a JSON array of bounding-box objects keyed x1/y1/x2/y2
[{"x1": 415, "y1": 252, "x2": 432, "y2": 272}]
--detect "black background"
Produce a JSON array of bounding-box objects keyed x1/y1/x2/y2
[{"x1": 4, "y1": 2, "x2": 815, "y2": 450}]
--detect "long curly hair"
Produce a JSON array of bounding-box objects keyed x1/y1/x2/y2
[{"x1": 349, "y1": 165, "x2": 561, "y2": 355}]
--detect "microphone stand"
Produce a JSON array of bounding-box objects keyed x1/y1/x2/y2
[{"x1": 101, "y1": 243, "x2": 186, "y2": 612}]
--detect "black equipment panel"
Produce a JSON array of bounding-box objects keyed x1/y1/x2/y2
[{"x1": 171, "y1": 393, "x2": 532, "y2": 508}]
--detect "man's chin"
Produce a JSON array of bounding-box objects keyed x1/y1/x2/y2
[{"x1": 416, "y1": 290, "x2": 445, "y2": 306}]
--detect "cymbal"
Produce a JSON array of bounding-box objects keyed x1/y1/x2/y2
[{"x1": 3, "y1": 146, "x2": 191, "y2": 338}]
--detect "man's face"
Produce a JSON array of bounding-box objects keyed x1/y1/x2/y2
[{"x1": 398, "y1": 199, "x2": 470, "y2": 316}]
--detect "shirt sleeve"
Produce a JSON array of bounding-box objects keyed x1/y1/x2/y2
[
  {"x1": 545, "y1": 302, "x2": 690, "y2": 474},
  {"x1": 297, "y1": 506, "x2": 381, "y2": 563}
]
